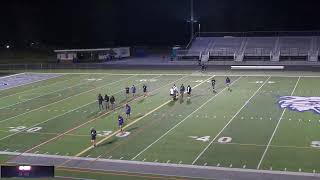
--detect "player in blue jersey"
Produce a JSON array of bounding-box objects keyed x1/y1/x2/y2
[
  {"x1": 118, "y1": 115, "x2": 124, "y2": 133},
  {"x1": 131, "y1": 85, "x2": 136, "y2": 97},
  {"x1": 226, "y1": 77, "x2": 231, "y2": 92},
  {"x1": 125, "y1": 104, "x2": 131, "y2": 119}
]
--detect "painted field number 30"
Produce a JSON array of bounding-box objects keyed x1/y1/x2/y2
[
  {"x1": 311, "y1": 141, "x2": 320, "y2": 148},
  {"x1": 9, "y1": 126, "x2": 42, "y2": 133},
  {"x1": 217, "y1": 137, "x2": 232, "y2": 144}
]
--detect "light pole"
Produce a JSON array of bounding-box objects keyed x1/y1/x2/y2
[
  {"x1": 199, "y1": 23, "x2": 201, "y2": 37},
  {"x1": 187, "y1": 0, "x2": 197, "y2": 42}
]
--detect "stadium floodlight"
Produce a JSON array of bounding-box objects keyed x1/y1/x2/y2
[{"x1": 6, "y1": 45, "x2": 10, "y2": 49}]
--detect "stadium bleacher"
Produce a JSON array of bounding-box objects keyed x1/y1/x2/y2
[{"x1": 180, "y1": 33, "x2": 320, "y2": 62}]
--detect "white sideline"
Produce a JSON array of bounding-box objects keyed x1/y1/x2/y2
[
  {"x1": 231, "y1": 66, "x2": 284, "y2": 70},
  {"x1": 0, "y1": 74, "x2": 151, "y2": 141},
  {"x1": 131, "y1": 76, "x2": 242, "y2": 160},
  {"x1": 55, "y1": 176, "x2": 96, "y2": 180},
  {"x1": 256, "y1": 76, "x2": 301, "y2": 169},
  {"x1": 0, "y1": 74, "x2": 89, "y2": 101},
  {"x1": 26, "y1": 71, "x2": 320, "y2": 77},
  {"x1": 2, "y1": 151, "x2": 319, "y2": 178},
  {"x1": 0, "y1": 75, "x2": 135, "y2": 124},
  {"x1": 0, "y1": 73, "x2": 63, "y2": 91},
  {"x1": 0, "y1": 75, "x2": 93, "y2": 110},
  {"x1": 0, "y1": 73, "x2": 25, "y2": 80},
  {"x1": 192, "y1": 76, "x2": 271, "y2": 165}
]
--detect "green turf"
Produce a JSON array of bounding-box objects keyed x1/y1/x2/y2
[{"x1": 0, "y1": 70, "x2": 320, "y2": 176}]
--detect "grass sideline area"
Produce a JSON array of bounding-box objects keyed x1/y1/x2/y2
[{"x1": 0, "y1": 70, "x2": 320, "y2": 179}]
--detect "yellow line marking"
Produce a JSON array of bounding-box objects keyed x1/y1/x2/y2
[{"x1": 73, "y1": 75, "x2": 214, "y2": 158}]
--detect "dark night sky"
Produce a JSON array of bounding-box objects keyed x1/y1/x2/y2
[{"x1": 0, "y1": 0, "x2": 319, "y2": 48}]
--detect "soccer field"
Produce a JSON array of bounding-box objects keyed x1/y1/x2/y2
[{"x1": 0, "y1": 70, "x2": 320, "y2": 179}]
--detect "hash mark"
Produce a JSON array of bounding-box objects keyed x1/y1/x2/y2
[
  {"x1": 142, "y1": 158, "x2": 146, "y2": 162},
  {"x1": 108, "y1": 156, "x2": 112, "y2": 159},
  {"x1": 120, "y1": 157, "x2": 124, "y2": 160},
  {"x1": 313, "y1": 170, "x2": 316, "y2": 173},
  {"x1": 34, "y1": 151, "x2": 39, "y2": 154},
  {"x1": 154, "y1": 159, "x2": 158, "y2": 162},
  {"x1": 284, "y1": 168, "x2": 287, "y2": 171},
  {"x1": 229, "y1": 164, "x2": 233, "y2": 168},
  {"x1": 243, "y1": 165, "x2": 246, "y2": 168},
  {"x1": 217, "y1": 163, "x2": 220, "y2": 167},
  {"x1": 270, "y1": 167, "x2": 272, "y2": 170},
  {"x1": 204, "y1": 163, "x2": 207, "y2": 166},
  {"x1": 166, "y1": 160, "x2": 170, "y2": 163},
  {"x1": 179, "y1": 161, "x2": 182, "y2": 164},
  {"x1": 299, "y1": 168, "x2": 302, "y2": 172}
]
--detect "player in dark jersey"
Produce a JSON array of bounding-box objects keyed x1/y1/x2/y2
[
  {"x1": 118, "y1": 115, "x2": 124, "y2": 133},
  {"x1": 186, "y1": 85, "x2": 192, "y2": 99},
  {"x1": 90, "y1": 127, "x2": 97, "y2": 147},
  {"x1": 104, "y1": 94, "x2": 109, "y2": 110},
  {"x1": 180, "y1": 84, "x2": 185, "y2": 99},
  {"x1": 142, "y1": 84, "x2": 147, "y2": 97},
  {"x1": 131, "y1": 85, "x2": 136, "y2": 97},
  {"x1": 226, "y1": 77, "x2": 231, "y2": 91},
  {"x1": 110, "y1": 95, "x2": 115, "y2": 110},
  {"x1": 125, "y1": 87, "x2": 130, "y2": 98},
  {"x1": 125, "y1": 104, "x2": 131, "y2": 119},
  {"x1": 211, "y1": 78, "x2": 216, "y2": 93},
  {"x1": 97, "y1": 94, "x2": 104, "y2": 110}
]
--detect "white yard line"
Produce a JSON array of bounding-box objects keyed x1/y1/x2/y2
[
  {"x1": 74, "y1": 75, "x2": 215, "y2": 160},
  {"x1": 256, "y1": 76, "x2": 301, "y2": 169},
  {"x1": 0, "y1": 75, "x2": 135, "y2": 124},
  {"x1": 0, "y1": 74, "x2": 88, "y2": 101},
  {"x1": 192, "y1": 76, "x2": 271, "y2": 165},
  {"x1": 131, "y1": 76, "x2": 242, "y2": 160},
  {"x1": 0, "y1": 75, "x2": 153, "y2": 141},
  {"x1": 0, "y1": 76, "x2": 94, "y2": 110},
  {"x1": 19, "y1": 75, "x2": 190, "y2": 155}
]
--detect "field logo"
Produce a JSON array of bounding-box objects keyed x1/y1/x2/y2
[{"x1": 278, "y1": 96, "x2": 320, "y2": 114}]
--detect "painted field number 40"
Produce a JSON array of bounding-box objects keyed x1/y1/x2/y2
[{"x1": 189, "y1": 136, "x2": 210, "y2": 142}]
